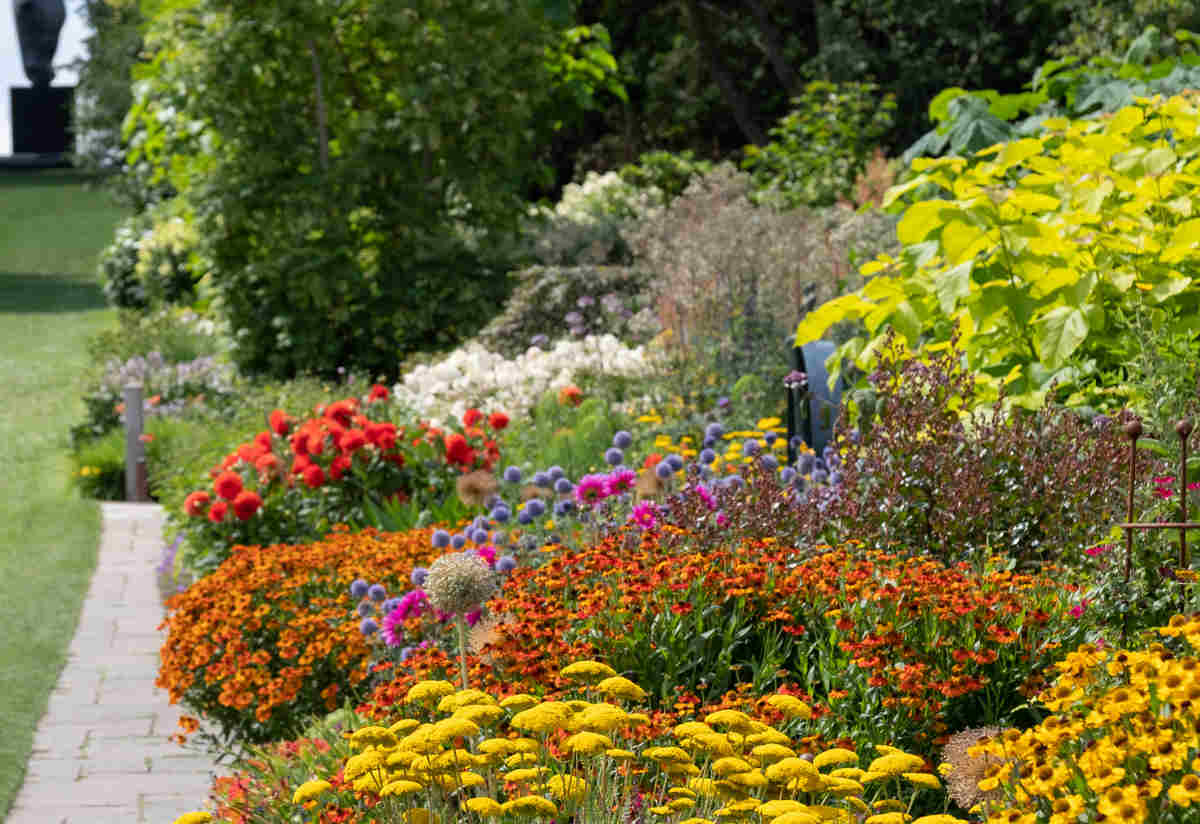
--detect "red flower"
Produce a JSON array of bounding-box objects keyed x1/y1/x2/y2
[
  {"x1": 558, "y1": 385, "x2": 583, "y2": 407},
  {"x1": 365, "y1": 422, "x2": 398, "y2": 450},
  {"x1": 208, "y1": 500, "x2": 229, "y2": 523},
  {"x1": 329, "y1": 455, "x2": 352, "y2": 481},
  {"x1": 236, "y1": 442, "x2": 267, "y2": 464},
  {"x1": 444, "y1": 433, "x2": 474, "y2": 467},
  {"x1": 268, "y1": 409, "x2": 294, "y2": 436},
  {"x1": 367, "y1": 384, "x2": 390, "y2": 402},
  {"x1": 338, "y1": 429, "x2": 367, "y2": 453},
  {"x1": 184, "y1": 491, "x2": 211, "y2": 517},
  {"x1": 324, "y1": 399, "x2": 358, "y2": 427},
  {"x1": 488, "y1": 411, "x2": 509, "y2": 431},
  {"x1": 462, "y1": 408, "x2": 484, "y2": 428},
  {"x1": 214, "y1": 471, "x2": 244, "y2": 501},
  {"x1": 302, "y1": 464, "x2": 326, "y2": 489},
  {"x1": 232, "y1": 490, "x2": 263, "y2": 521},
  {"x1": 643, "y1": 453, "x2": 663, "y2": 469}
]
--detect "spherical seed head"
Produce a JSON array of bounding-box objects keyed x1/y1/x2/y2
[
  {"x1": 432, "y1": 529, "x2": 451, "y2": 548},
  {"x1": 450, "y1": 534, "x2": 468, "y2": 550},
  {"x1": 1177, "y1": 418, "x2": 1194, "y2": 438},
  {"x1": 368, "y1": 583, "x2": 387, "y2": 602},
  {"x1": 1124, "y1": 420, "x2": 1143, "y2": 440},
  {"x1": 613, "y1": 431, "x2": 634, "y2": 449},
  {"x1": 503, "y1": 465, "x2": 523, "y2": 483},
  {"x1": 350, "y1": 578, "x2": 369, "y2": 599},
  {"x1": 424, "y1": 551, "x2": 499, "y2": 615}
]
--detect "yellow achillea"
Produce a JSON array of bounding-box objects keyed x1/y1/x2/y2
[
  {"x1": 499, "y1": 693, "x2": 539, "y2": 711},
  {"x1": 867, "y1": 753, "x2": 926, "y2": 775},
  {"x1": 291, "y1": 779, "x2": 333, "y2": 804},
  {"x1": 559, "y1": 660, "x2": 618, "y2": 681},
  {"x1": 766, "y1": 694, "x2": 813, "y2": 720},
  {"x1": 172, "y1": 814, "x2": 213, "y2": 824},
  {"x1": 812, "y1": 748, "x2": 858, "y2": 769},
  {"x1": 349, "y1": 725, "x2": 398, "y2": 748},
  {"x1": 596, "y1": 675, "x2": 647, "y2": 702},
  {"x1": 501, "y1": 795, "x2": 559, "y2": 817},
  {"x1": 406, "y1": 679, "x2": 456, "y2": 705},
  {"x1": 562, "y1": 730, "x2": 612, "y2": 755},
  {"x1": 547, "y1": 773, "x2": 588, "y2": 801},
  {"x1": 464, "y1": 797, "x2": 504, "y2": 817}
]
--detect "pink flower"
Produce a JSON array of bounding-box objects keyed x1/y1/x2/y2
[
  {"x1": 1068, "y1": 599, "x2": 1091, "y2": 619},
  {"x1": 1084, "y1": 543, "x2": 1112, "y2": 557},
  {"x1": 629, "y1": 501, "x2": 658, "y2": 530},
  {"x1": 605, "y1": 469, "x2": 638, "y2": 496},
  {"x1": 395, "y1": 589, "x2": 429, "y2": 621},
  {"x1": 381, "y1": 608, "x2": 406, "y2": 647},
  {"x1": 693, "y1": 483, "x2": 717, "y2": 512},
  {"x1": 466, "y1": 608, "x2": 483, "y2": 627},
  {"x1": 575, "y1": 474, "x2": 609, "y2": 507},
  {"x1": 476, "y1": 545, "x2": 497, "y2": 567},
  {"x1": 716, "y1": 511, "x2": 728, "y2": 528}
]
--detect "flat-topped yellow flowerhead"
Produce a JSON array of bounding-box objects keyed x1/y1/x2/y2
[
  {"x1": 291, "y1": 779, "x2": 333, "y2": 804},
  {"x1": 560, "y1": 660, "x2": 618, "y2": 682}
]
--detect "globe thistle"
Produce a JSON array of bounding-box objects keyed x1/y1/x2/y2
[
  {"x1": 450, "y1": 534, "x2": 467, "y2": 550},
  {"x1": 547, "y1": 465, "x2": 565, "y2": 480},
  {"x1": 360, "y1": 618, "x2": 379, "y2": 636},
  {"x1": 554, "y1": 498, "x2": 574, "y2": 516},
  {"x1": 503, "y1": 465, "x2": 523, "y2": 483},
  {"x1": 743, "y1": 439, "x2": 761, "y2": 456},
  {"x1": 411, "y1": 566, "x2": 429, "y2": 587},
  {"x1": 525, "y1": 498, "x2": 546, "y2": 517},
  {"x1": 780, "y1": 467, "x2": 797, "y2": 485},
  {"x1": 667, "y1": 454, "x2": 684, "y2": 471},
  {"x1": 491, "y1": 506, "x2": 511, "y2": 524},
  {"x1": 655, "y1": 461, "x2": 674, "y2": 481},
  {"x1": 605, "y1": 447, "x2": 624, "y2": 466},
  {"x1": 350, "y1": 578, "x2": 369, "y2": 599},
  {"x1": 424, "y1": 552, "x2": 499, "y2": 616},
  {"x1": 699, "y1": 448, "x2": 716, "y2": 465},
  {"x1": 759, "y1": 454, "x2": 778, "y2": 471},
  {"x1": 356, "y1": 601, "x2": 373, "y2": 618},
  {"x1": 431, "y1": 529, "x2": 451, "y2": 549},
  {"x1": 763, "y1": 431, "x2": 777, "y2": 446},
  {"x1": 725, "y1": 475, "x2": 744, "y2": 491},
  {"x1": 496, "y1": 556, "x2": 517, "y2": 574},
  {"x1": 532, "y1": 471, "x2": 551, "y2": 488},
  {"x1": 613, "y1": 431, "x2": 634, "y2": 449},
  {"x1": 797, "y1": 453, "x2": 815, "y2": 475},
  {"x1": 554, "y1": 477, "x2": 573, "y2": 495},
  {"x1": 705, "y1": 422, "x2": 724, "y2": 440},
  {"x1": 368, "y1": 583, "x2": 387, "y2": 602},
  {"x1": 517, "y1": 508, "x2": 533, "y2": 525}
]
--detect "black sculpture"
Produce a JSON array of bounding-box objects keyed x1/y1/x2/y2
[{"x1": 13, "y1": 0, "x2": 66, "y2": 89}]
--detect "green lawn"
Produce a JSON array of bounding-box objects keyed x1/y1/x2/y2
[{"x1": 0, "y1": 169, "x2": 126, "y2": 819}]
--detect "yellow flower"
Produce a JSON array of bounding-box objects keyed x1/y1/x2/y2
[
  {"x1": 597, "y1": 676, "x2": 647, "y2": 702},
  {"x1": 406, "y1": 680, "x2": 457, "y2": 705},
  {"x1": 353, "y1": 771, "x2": 389, "y2": 793},
  {"x1": 404, "y1": 808, "x2": 436, "y2": 824},
  {"x1": 911, "y1": 816, "x2": 969, "y2": 824},
  {"x1": 726, "y1": 769, "x2": 769, "y2": 789},
  {"x1": 864, "y1": 815, "x2": 907, "y2": 824},
  {"x1": 455, "y1": 704, "x2": 505, "y2": 726},
  {"x1": 866, "y1": 753, "x2": 925, "y2": 776},
  {"x1": 437, "y1": 688, "x2": 497, "y2": 712},
  {"x1": 678, "y1": 819, "x2": 716, "y2": 824},
  {"x1": 1168, "y1": 773, "x2": 1200, "y2": 806},
  {"x1": 645, "y1": 746, "x2": 693, "y2": 763},
  {"x1": 757, "y1": 800, "x2": 808, "y2": 818},
  {"x1": 380, "y1": 779, "x2": 425, "y2": 797},
  {"x1": 500, "y1": 694, "x2": 540, "y2": 711},
  {"x1": 670, "y1": 798, "x2": 697, "y2": 811},
  {"x1": 563, "y1": 731, "x2": 613, "y2": 755},
  {"x1": 812, "y1": 748, "x2": 858, "y2": 769},
  {"x1": 705, "y1": 709, "x2": 757, "y2": 733},
  {"x1": 501, "y1": 796, "x2": 559, "y2": 818},
  {"x1": 478, "y1": 737, "x2": 516, "y2": 757},
  {"x1": 560, "y1": 660, "x2": 618, "y2": 681},
  {"x1": 688, "y1": 778, "x2": 720, "y2": 797},
  {"x1": 765, "y1": 757, "x2": 819, "y2": 782},
  {"x1": 464, "y1": 797, "x2": 504, "y2": 818},
  {"x1": 511, "y1": 702, "x2": 572, "y2": 734},
  {"x1": 547, "y1": 773, "x2": 588, "y2": 802},
  {"x1": 173, "y1": 814, "x2": 213, "y2": 824},
  {"x1": 605, "y1": 748, "x2": 636, "y2": 759},
  {"x1": 343, "y1": 749, "x2": 387, "y2": 781},
  {"x1": 389, "y1": 718, "x2": 421, "y2": 735},
  {"x1": 757, "y1": 417, "x2": 783, "y2": 429},
  {"x1": 770, "y1": 813, "x2": 822, "y2": 824},
  {"x1": 575, "y1": 702, "x2": 629, "y2": 732},
  {"x1": 431, "y1": 716, "x2": 481, "y2": 743},
  {"x1": 507, "y1": 766, "x2": 551, "y2": 783},
  {"x1": 505, "y1": 752, "x2": 541, "y2": 768},
  {"x1": 291, "y1": 779, "x2": 333, "y2": 804},
  {"x1": 903, "y1": 773, "x2": 942, "y2": 790},
  {"x1": 751, "y1": 743, "x2": 796, "y2": 762},
  {"x1": 433, "y1": 771, "x2": 486, "y2": 791}
]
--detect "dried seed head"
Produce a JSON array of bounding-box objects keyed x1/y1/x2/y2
[{"x1": 424, "y1": 551, "x2": 498, "y2": 616}]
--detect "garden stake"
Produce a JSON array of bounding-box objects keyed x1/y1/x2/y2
[{"x1": 1116, "y1": 417, "x2": 1200, "y2": 613}]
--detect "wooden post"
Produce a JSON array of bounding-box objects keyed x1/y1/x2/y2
[{"x1": 123, "y1": 384, "x2": 148, "y2": 502}]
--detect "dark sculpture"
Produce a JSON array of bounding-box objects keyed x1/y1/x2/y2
[{"x1": 13, "y1": 0, "x2": 66, "y2": 88}]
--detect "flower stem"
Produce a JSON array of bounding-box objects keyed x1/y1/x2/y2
[{"x1": 456, "y1": 614, "x2": 470, "y2": 690}]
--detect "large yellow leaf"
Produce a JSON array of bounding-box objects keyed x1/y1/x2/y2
[
  {"x1": 941, "y1": 219, "x2": 991, "y2": 265},
  {"x1": 793, "y1": 294, "x2": 876, "y2": 345},
  {"x1": 897, "y1": 200, "x2": 952, "y2": 245},
  {"x1": 1007, "y1": 190, "x2": 1061, "y2": 213}
]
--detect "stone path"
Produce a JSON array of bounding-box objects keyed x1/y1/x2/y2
[{"x1": 7, "y1": 503, "x2": 220, "y2": 824}]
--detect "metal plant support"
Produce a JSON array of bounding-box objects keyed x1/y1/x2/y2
[{"x1": 1117, "y1": 417, "x2": 1198, "y2": 610}]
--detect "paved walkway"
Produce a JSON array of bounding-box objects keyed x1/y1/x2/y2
[{"x1": 7, "y1": 503, "x2": 220, "y2": 824}]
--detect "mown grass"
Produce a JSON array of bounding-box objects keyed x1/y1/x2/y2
[{"x1": 0, "y1": 169, "x2": 126, "y2": 818}]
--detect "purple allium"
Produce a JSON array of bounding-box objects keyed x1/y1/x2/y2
[
  {"x1": 780, "y1": 467, "x2": 797, "y2": 484},
  {"x1": 450, "y1": 534, "x2": 468, "y2": 550},
  {"x1": 797, "y1": 453, "x2": 815, "y2": 474},
  {"x1": 743, "y1": 439, "x2": 761, "y2": 456},
  {"x1": 725, "y1": 474, "x2": 745, "y2": 491},
  {"x1": 350, "y1": 578, "x2": 369, "y2": 599},
  {"x1": 382, "y1": 597, "x2": 400, "y2": 613},
  {"x1": 524, "y1": 498, "x2": 546, "y2": 517},
  {"x1": 704, "y1": 422, "x2": 724, "y2": 440},
  {"x1": 763, "y1": 431, "x2": 777, "y2": 446},
  {"x1": 547, "y1": 465, "x2": 565, "y2": 480},
  {"x1": 829, "y1": 470, "x2": 843, "y2": 486},
  {"x1": 554, "y1": 477, "x2": 574, "y2": 495},
  {"x1": 760, "y1": 454, "x2": 778, "y2": 471},
  {"x1": 532, "y1": 471, "x2": 551, "y2": 488},
  {"x1": 490, "y1": 506, "x2": 511, "y2": 524},
  {"x1": 667, "y1": 454, "x2": 684, "y2": 471},
  {"x1": 812, "y1": 468, "x2": 829, "y2": 485},
  {"x1": 613, "y1": 430, "x2": 634, "y2": 449},
  {"x1": 699, "y1": 448, "x2": 716, "y2": 464},
  {"x1": 655, "y1": 461, "x2": 674, "y2": 480},
  {"x1": 368, "y1": 583, "x2": 387, "y2": 602},
  {"x1": 360, "y1": 618, "x2": 379, "y2": 636},
  {"x1": 431, "y1": 528, "x2": 451, "y2": 548},
  {"x1": 356, "y1": 601, "x2": 374, "y2": 617},
  {"x1": 503, "y1": 465, "x2": 522, "y2": 483},
  {"x1": 496, "y1": 555, "x2": 517, "y2": 574},
  {"x1": 517, "y1": 508, "x2": 533, "y2": 525},
  {"x1": 410, "y1": 567, "x2": 429, "y2": 587},
  {"x1": 604, "y1": 447, "x2": 624, "y2": 466}
]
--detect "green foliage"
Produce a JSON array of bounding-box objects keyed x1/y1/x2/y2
[
  {"x1": 121, "y1": 0, "x2": 613, "y2": 380},
  {"x1": 798, "y1": 94, "x2": 1200, "y2": 411},
  {"x1": 742, "y1": 81, "x2": 897, "y2": 208},
  {"x1": 1052, "y1": 0, "x2": 1200, "y2": 62},
  {"x1": 96, "y1": 199, "x2": 202, "y2": 310},
  {"x1": 70, "y1": 430, "x2": 126, "y2": 500},
  {"x1": 617, "y1": 149, "x2": 714, "y2": 203},
  {"x1": 72, "y1": 0, "x2": 145, "y2": 180},
  {"x1": 499, "y1": 393, "x2": 631, "y2": 481}
]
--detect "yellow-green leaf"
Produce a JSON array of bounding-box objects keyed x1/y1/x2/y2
[
  {"x1": 897, "y1": 200, "x2": 952, "y2": 245},
  {"x1": 940, "y1": 219, "x2": 990, "y2": 265},
  {"x1": 1006, "y1": 190, "x2": 1061, "y2": 213},
  {"x1": 1149, "y1": 274, "x2": 1192, "y2": 303},
  {"x1": 794, "y1": 294, "x2": 876, "y2": 345},
  {"x1": 933, "y1": 260, "x2": 973, "y2": 314},
  {"x1": 996, "y1": 138, "x2": 1045, "y2": 170},
  {"x1": 1034, "y1": 305, "x2": 1088, "y2": 369},
  {"x1": 1144, "y1": 146, "x2": 1177, "y2": 175}
]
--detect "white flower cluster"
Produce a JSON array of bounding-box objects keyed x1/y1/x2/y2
[
  {"x1": 392, "y1": 334, "x2": 657, "y2": 425},
  {"x1": 553, "y1": 170, "x2": 665, "y2": 225}
]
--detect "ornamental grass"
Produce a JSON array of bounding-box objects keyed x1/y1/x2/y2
[{"x1": 157, "y1": 527, "x2": 446, "y2": 744}]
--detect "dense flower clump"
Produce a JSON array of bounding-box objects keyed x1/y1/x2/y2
[{"x1": 157, "y1": 527, "x2": 444, "y2": 743}]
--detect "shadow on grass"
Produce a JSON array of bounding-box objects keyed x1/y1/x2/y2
[
  {"x1": 0, "y1": 169, "x2": 108, "y2": 188},
  {"x1": 0, "y1": 272, "x2": 106, "y2": 314}
]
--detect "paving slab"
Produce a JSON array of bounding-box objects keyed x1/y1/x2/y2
[{"x1": 6, "y1": 503, "x2": 221, "y2": 824}]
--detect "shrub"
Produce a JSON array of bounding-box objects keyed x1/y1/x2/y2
[
  {"x1": 96, "y1": 201, "x2": 202, "y2": 310},
  {"x1": 69, "y1": 429, "x2": 126, "y2": 500},
  {"x1": 823, "y1": 333, "x2": 1142, "y2": 568},
  {"x1": 157, "y1": 527, "x2": 444, "y2": 746},
  {"x1": 742, "y1": 81, "x2": 897, "y2": 209},
  {"x1": 471, "y1": 265, "x2": 658, "y2": 357}
]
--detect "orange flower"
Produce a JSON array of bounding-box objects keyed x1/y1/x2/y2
[
  {"x1": 183, "y1": 491, "x2": 211, "y2": 517},
  {"x1": 558, "y1": 385, "x2": 583, "y2": 406},
  {"x1": 213, "y1": 471, "x2": 244, "y2": 501}
]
